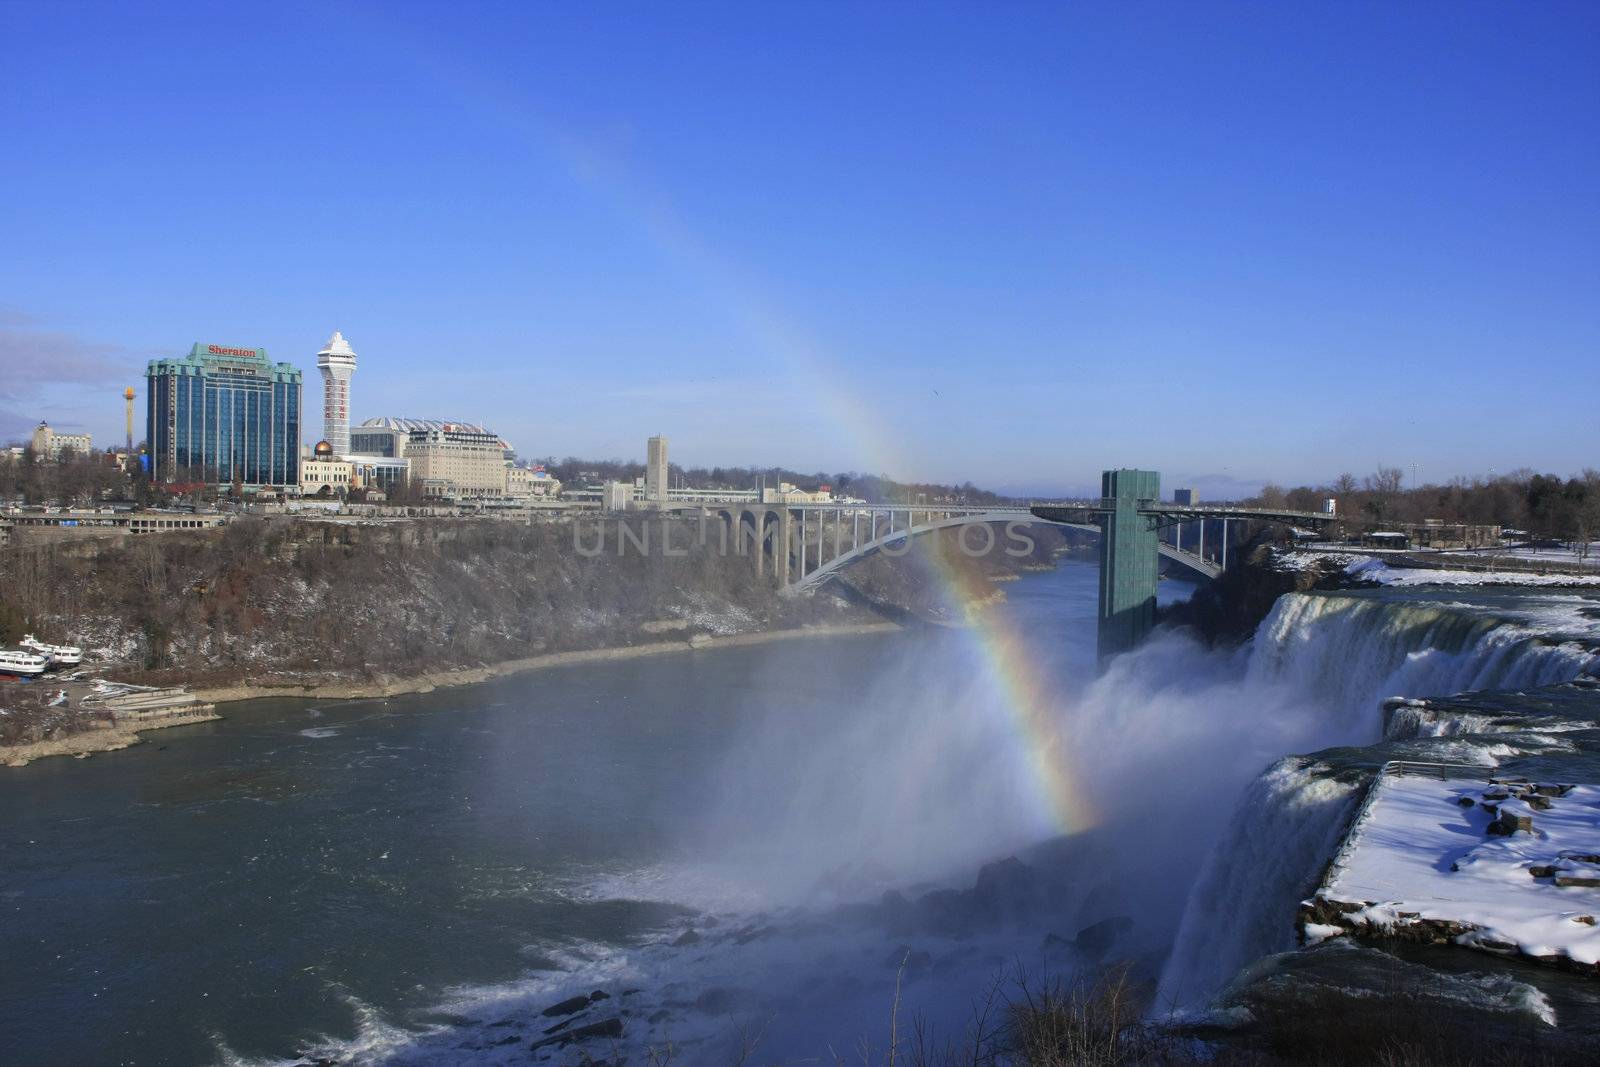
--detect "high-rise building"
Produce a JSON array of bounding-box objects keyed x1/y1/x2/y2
[
  {"x1": 315, "y1": 331, "x2": 358, "y2": 455},
  {"x1": 646, "y1": 434, "x2": 668, "y2": 502},
  {"x1": 145, "y1": 343, "x2": 302, "y2": 487}
]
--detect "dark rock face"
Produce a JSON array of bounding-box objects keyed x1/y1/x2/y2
[
  {"x1": 1200, "y1": 940, "x2": 1600, "y2": 1060},
  {"x1": 540, "y1": 994, "x2": 594, "y2": 1018},
  {"x1": 1161, "y1": 538, "x2": 1356, "y2": 646},
  {"x1": 529, "y1": 1016, "x2": 622, "y2": 1051},
  {"x1": 972, "y1": 855, "x2": 1043, "y2": 916},
  {"x1": 1073, "y1": 915, "x2": 1135, "y2": 959}
]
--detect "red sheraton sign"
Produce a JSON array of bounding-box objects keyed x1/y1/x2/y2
[{"x1": 208, "y1": 345, "x2": 258, "y2": 358}]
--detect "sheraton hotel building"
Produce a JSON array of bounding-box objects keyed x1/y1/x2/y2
[
  {"x1": 145, "y1": 340, "x2": 491, "y2": 499},
  {"x1": 146, "y1": 343, "x2": 303, "y2": 488}
]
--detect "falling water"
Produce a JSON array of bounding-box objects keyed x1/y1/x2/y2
[{"x1": 1155, "y1": 590, "x2": 1600, "y2": 1012}]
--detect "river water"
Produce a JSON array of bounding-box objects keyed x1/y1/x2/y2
[{"x1": 4, "y1": 563, "x2": 1599, "y2": 1065}]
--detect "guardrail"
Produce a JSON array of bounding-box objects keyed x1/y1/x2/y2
[{"x1": 1391, "y1": 552, "x2": 1600, "y2": 576}]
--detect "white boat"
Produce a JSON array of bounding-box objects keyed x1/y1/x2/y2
[
  {"x1": 20, "y1": 634, "x2": 82, "y2": 666},
  {"x1": 0, "y1": 650, "x2": 49, "y2": 677}
]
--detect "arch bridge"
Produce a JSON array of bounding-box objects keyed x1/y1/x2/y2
[{"x1": 705, "y1": 469, "x2": 1333, "y2": 659}]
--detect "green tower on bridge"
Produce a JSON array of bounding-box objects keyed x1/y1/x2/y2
[
  {"x1": 1098, "y1": 469, "x2": 1161, "y2": 659},
  {"x1": 1033, "y1": 472, "x2": 1335, "y2": 661}
]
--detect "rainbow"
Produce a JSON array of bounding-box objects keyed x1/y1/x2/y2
[
  {"x1": 908, "y1": 534, "x2": 1099, "y2": 836},
  {"x1": 359, "y1": 36, "x2": 1099, "y2": 836}
]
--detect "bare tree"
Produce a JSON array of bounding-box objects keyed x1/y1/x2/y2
[{"x1": 1362, "y1": 466, "x2": 1405, "y2": 527}]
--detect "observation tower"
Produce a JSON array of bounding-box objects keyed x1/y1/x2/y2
[{"x1": 315, "y1": 331, "x2": 358, "y2": 455}]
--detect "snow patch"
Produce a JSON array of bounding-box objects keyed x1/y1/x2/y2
[{"x1": 1313, "y1": 771, "x2": 1600, "y2": 968}]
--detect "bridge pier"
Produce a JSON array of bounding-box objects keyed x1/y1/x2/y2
[{"x1": 1097, "y1": 469, "x2": 1161, "y2": 660}]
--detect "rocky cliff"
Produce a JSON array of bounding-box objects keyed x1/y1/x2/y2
[
  {"x1": 0, "y1": 514, "x2": 1070, "y2": 692},
  {"x1": 1160, "y1": 538, "x2": 1357, "y2": 646}
]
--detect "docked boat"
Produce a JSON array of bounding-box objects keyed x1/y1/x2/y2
[
  {"x1": 0, "y1": 649, "x2": 50, "y2": 677},
  {"x1": 20, "y1": 635, "x2": 82, "y2": 666}
]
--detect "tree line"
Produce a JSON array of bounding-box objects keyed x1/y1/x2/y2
[
  {"x1": 529, "y1": 456, "x2": 1012, "y2": 505},
  {"x1": 0, "y1": 447, "x2": 148, "y2": 506},
  {"x1": 1249, "y1": 467, "x2": 1600, "y2": 548}
]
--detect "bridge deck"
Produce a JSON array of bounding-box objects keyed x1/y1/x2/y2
[{"x1": 1030, "y1": 503, "x2": 1335, "y2": 526}]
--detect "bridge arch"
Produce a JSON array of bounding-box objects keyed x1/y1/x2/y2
[
  {"x1": 787, "y1": 513, "x2": 1092, "y2": 594},
  {"x1": 712, "y1": 505, "x2": 794, "y2": 581},
  {"x1": 785, "y1": 513, "x2": 1221, "y2": 594}
]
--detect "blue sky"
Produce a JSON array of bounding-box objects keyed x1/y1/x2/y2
[{"x1": 1, "y1": 2, "x2": 1595, "y2": 495}]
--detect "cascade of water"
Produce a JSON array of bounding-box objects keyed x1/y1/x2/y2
[
  {"x1": 1248, "y1": 593, "x2": 1597, "y2": 714},
  {"x1": 1153, "y1": 756, "x2": 1360, "y2": 1015},
  {"x1": 1155, "y1": 591, "x2": 1599, "y2": 1012}
]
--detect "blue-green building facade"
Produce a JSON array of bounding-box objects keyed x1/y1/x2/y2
[{"x1": 146, "y1": 343, "x2": 302, "y2": 487}]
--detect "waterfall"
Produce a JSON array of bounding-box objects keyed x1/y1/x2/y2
[
  {"x1": 1153, "y1": 755, "x2": 1360, "y2": 1016},
  {"x1": 1154, "y1": 591, "x2": 1599, "y2": 1013},
  {"x1": 1248, "y1": 593, "x2": 1598, "y2": 714}
]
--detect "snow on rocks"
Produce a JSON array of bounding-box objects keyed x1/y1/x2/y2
[
  {"x1": 1271, "y1": 550, "x2": 1368, "y2": 574},
  {"x1": 1269, "y1": 549, "x2": 1600, "y2": 588},
  {"x1": 1301, "y1": 766, "x2": 1600, "y2": 971},
  {"x1": 1344, "y1": 556, "x2": 1600, "y2": 588}
]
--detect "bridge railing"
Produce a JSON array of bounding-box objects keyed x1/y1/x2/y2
[{"x1": 782, "y1": 502, "x2": 1045, "y2": 513}]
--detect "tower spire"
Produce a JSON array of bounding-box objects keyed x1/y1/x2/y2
[{"x1": 315, "y1": 331, "x2": 358, "y2": 455}]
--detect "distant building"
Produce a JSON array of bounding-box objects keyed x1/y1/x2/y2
[
  {"x1": 602, "y1": 480, "x2": 633, "y2": 512},
  {"x1": 1357, "y1": 523, "x2": 1500, "y2": 551},
  {"x1": 29, "y1": 422, "x2": 92, "y2": 460},
  {"x1": 300, "y1": 442, "x2": 355, "y2": 496},
  {"x1": 1173, "y1": 488, "x2": 1199, "y2": 506},
  {"x1": 506, "y1": 464, "x2": 561, "y2": 498},
  {"x1": 315, "y1": 331, "x2": 358, "y2": 455},
  {"x1": 1404, "y1": 521, "x2": 1502, "y2": 550},
  {"x1": 346, "y1": 455, "x2": 410, "y2": 495},
  {"x1": 349, "y1": 418, "x2": 513, "y2": 498},
  {"x1": 665, "y1": 486, "x2": 758, "y2": 505},
  {"x1": 145, "y1": 343, "x2": 302, "y2": 487},
  {"x1": 349, "y1": 418, "x2": 409, "y2": 458},
  {"x1": 763, "y1": 482, "x2": 833, "y2": 505},
  {"x1": 646, "y1": 435, "x2": 669, "y2": 503},
  {"x1": 403, "y1": 421, "x2": 513, "y2": 498}
]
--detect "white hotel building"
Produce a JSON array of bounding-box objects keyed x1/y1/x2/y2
[{"x1": 351, "y1": 417, "x2": 513, "y2": 499}]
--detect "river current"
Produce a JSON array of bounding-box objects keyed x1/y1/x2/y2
[{"x1": 4, "y1": 562, "x2": 1599, "y2": 1065}]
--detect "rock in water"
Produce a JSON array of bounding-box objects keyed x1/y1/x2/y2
[
  {"x1": 540, "y1": 994, "x2": 593, "y2": 1018},
  {"x1": 529, "y1": 1017, "x2": 622, "y2": 1051},
  {"x1": 1074, "y1": 915, "x2": 1135, "y2": 959},
  {"x1": 972, "y1": 856, "x2": 1040, "y2": 917}
]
